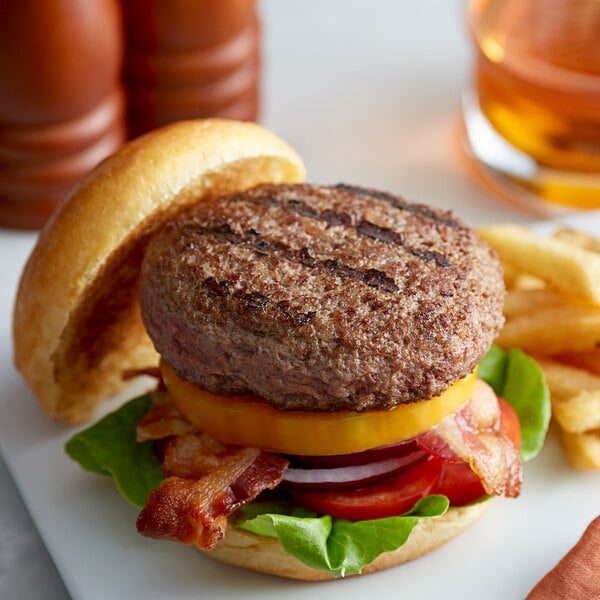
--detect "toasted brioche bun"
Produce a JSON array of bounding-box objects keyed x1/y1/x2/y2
[
  {"x1": 206, "y1": 503, "x2": 488, "y2": 580},
  {"x1": 13, "y1": 119, "x2": 305, "y2": 423}
]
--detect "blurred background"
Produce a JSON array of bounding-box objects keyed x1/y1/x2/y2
[{"x1": 0, "y1": 0, "x2": 509, "y2": 233}]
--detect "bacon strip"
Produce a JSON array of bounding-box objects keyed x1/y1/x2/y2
[
  {"x1": 162, "y1": 432, "x2": 231, "y2": 478},
  {"x1": 136, "y1": 391, "x2": 199, "y2": 442},
  {"x1": 136, "y1": 435, "x2": 288, "y2": 550},
  {"x1": 419, "y1": 379, "x2": 522, "y2": 497}
]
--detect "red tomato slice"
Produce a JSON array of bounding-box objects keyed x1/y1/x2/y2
[
  {"x1": 498, "y1": 398, "x2": 521, "y2": 451},
  {"x1": 432, "y1": 461, "x2": 486, "y2": 506},
  {"x1": 289, "y1": 457, "x2": 443, "y2": 520}
]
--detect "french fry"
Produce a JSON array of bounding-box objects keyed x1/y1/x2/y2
[
  {"x1": 536, "y1": 358, "x2": 600, "y2": 398},
  {"x1": 553, "y1": 228, "x2": 600, "y2": 254},
  {"x1": 484, "y1": 224, "x2": 600, "y2": 469},
  {"x1": 511, "y1": 273, "x2": 547, "y2": 291},
  {"x1": 558, "y1": 429, "x2": 600, "y2": 470},
  {"x1": 503, "y1": 288, "x2": 592, "y2": 319},
  {"x1": 479, "y1": 224, "x2": 600, "y2": 305},
  {"x1": 501, "y1": 261, "x2": 546, "y2": 291},
  {"x1": 553, "y1": 349, "x2": 600, "y2": 376},
  {"x1": 553, "y1": 393, "x2": 600, "y2": 434},
  {"x1": 534, "y1": 358, "x2": 600, "y2": 433},
  {"x1": 496, "y1": 307, "x2": 600, "y2": 355}
]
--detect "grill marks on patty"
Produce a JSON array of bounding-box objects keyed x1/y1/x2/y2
[
  {"x1": 204, "y1": 274, "x2": 317, "y2": 326},
  {"x1": 180, "y1": 185, "x2": 460, "y2": 317},
  {"x1": 228, "y1": 190, "x2": 453, "y2": 269},
  {"x1": 334, "y1": 183, "x2": 465, "y2": 230},
  {"x1": 189, "y1": 222, "x2": 400, "y2": 301},
  {"x1": 140, "y1": 183, "x2": 505, "y2": 411}
]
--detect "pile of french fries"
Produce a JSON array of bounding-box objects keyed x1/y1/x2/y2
[{"x1": 479, "y1": 224, "x2": 600, "y2": 470}]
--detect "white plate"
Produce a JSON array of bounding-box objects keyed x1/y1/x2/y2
[
  {"x1": 2, "y1": 215, "x2": 600, "y2": 600},
  {"x1": 2, "y1": 1, "x2": 600, "y2": 598}
]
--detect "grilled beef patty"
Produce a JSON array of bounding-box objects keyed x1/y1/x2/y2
[{"x1": 140, "y1": 183, "x2": 504, "y2": 411}]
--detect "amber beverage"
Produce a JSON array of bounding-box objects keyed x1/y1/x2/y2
[{"x1": 464, "y1": 0, "x2": 600, "y2": 210}]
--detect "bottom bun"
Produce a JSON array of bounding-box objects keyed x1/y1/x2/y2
[{"x1": 203, "y1": 502, "x2": 488, "y2": 580}]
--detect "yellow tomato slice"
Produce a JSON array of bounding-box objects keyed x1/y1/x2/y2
[{"x1": 161, "y1": 361, "x2": 477, "y2": 456}]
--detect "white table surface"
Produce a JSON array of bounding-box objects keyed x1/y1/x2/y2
[{"x1": 1, "y1": 1, "x2": 596, "y2": 599}]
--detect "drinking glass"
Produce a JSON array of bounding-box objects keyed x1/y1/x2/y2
[{"x1": 462, "y1": 0, "x2": 600, "y2": 213}]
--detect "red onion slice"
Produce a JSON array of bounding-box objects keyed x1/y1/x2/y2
[
  {"x1": 289, "y1": 439, "x2": 421, "y2": 469},
  {"x1": 282, "y1": 448, "x2": 428, "y2": 490}
]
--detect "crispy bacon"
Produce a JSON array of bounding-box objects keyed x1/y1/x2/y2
[
  {"x1": 136, "y1": 436, "x2": 289, "y2": 550},
  {"x1": 136, "y1": 391, "x2": 199, "y2": 442},
  {"x1": 419, "y1": 379, "x2": 522, "y2": 497},
  {"x1": 162, "y1": 433, "x2": 231, "y2": 478},
  {"x1": 137, "y1": 476, "x2": 229, "y2": 549}
]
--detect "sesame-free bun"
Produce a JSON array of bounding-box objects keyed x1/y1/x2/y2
[
  {"x1": 206, "y1": 502, "x2": 488, "y2": 580},
  {"x1": 13, "y1": 119, "x2": 305, "y2": 422}
]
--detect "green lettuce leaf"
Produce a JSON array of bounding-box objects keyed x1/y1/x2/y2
[
  {"x1": 478, "y1": 345, "x2": 551, "y2": 461},
  {"x1": 237, "y1": 496, "x2": 449, "y2": 577},
  {"x1": 65, "y1": 394, "x2": 164, "y2": 508}
]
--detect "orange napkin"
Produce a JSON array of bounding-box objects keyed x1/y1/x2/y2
[{"x1": 526, "y1": 516, "x2": 600, "y2": 600}]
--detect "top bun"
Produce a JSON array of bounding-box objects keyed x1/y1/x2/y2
[{"x1": 13, "y1": 119, "x2": 305, "y2": 422}]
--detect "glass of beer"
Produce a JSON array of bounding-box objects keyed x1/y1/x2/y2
[{"x1": 462, "y1": 0, "x2": 600, "y2": 212}]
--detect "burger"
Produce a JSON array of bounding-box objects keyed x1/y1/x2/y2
[{"x1": 12, "y1": 119, "x2": 549, "y2": 580}]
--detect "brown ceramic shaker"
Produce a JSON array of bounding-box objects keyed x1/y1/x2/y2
[
  {"x1": 121, "y1": 0, "x2": 260, "y2": 137},
  {"x1": 0, "y1": 0, "x2": 126, "y2": 229}
]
